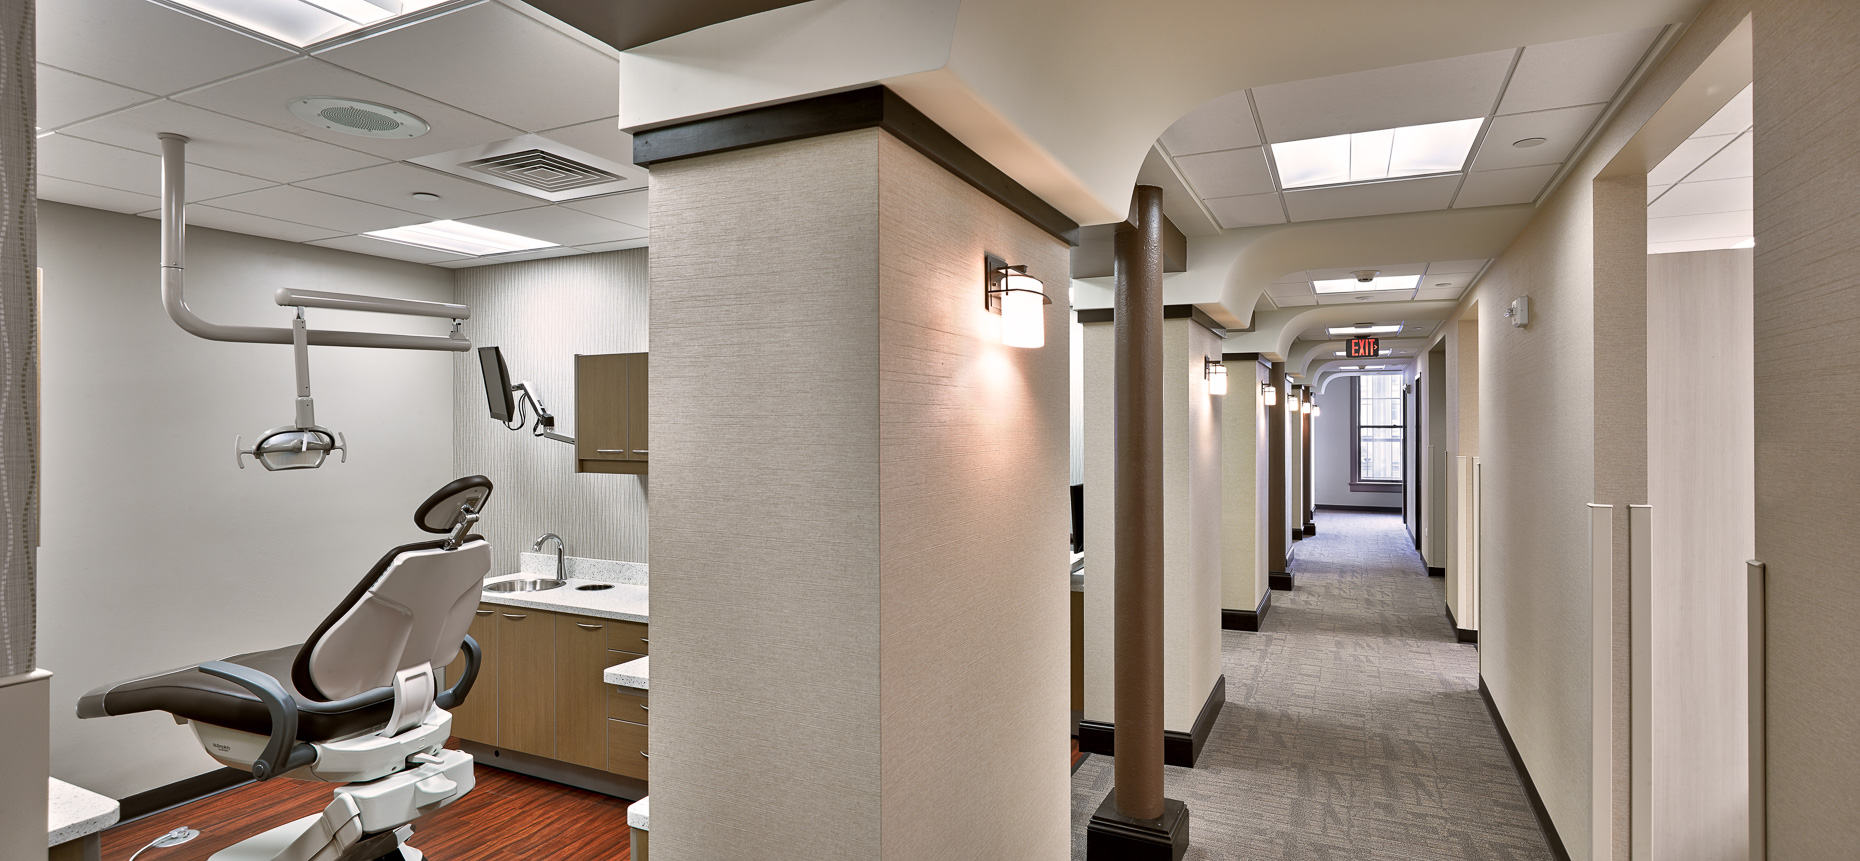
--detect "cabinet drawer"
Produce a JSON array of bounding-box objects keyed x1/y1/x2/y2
[
  {"x1": 605, "y1": 620, "x2": 649, "y2": 654},
  {"x1": 608, "y1": 718, "x2": 649, "y2": 781},
  {"x1": 609, "y1": 689, "x2": 648, "y2": 725}
]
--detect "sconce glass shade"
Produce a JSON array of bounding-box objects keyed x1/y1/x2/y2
[
  {"x1": 1206, "y1": 361, "x2": 1227, "y2": 395},
  {"x1": 1000, "y1": 281, "x2": 1045, "y2": 348},
  {"x1": 1302, "y1": 400, "x2": 1312, "y2": 414},
  {"x1": 1261, "y1": 383, "x2": 1278, "y2": 406},
  {"x1": 1312, "y1": 405, "x2": 1321, "y2": 417}
]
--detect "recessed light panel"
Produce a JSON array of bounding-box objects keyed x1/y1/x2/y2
[
  {"x1": 365, "y1": 220, "x2": 557, "y2": 257},
  {"x1": 1327, "y1": 324, "x2": 1402, "y2": 337},
  {"x1": 1272, "y1": 118, "x2": 1485, "y2": 190},
  {"x1": 1312, "y1": 275, "x2": 1421, "y2": 294},
  {"x1": 168, "y1": 0, "x2": 450, "y2": 47}
]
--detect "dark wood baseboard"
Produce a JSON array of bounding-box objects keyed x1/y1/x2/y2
[
  {"x1": 1269, "y1": 570, "x2": 1295, "y2": 591},
  {"x1": 1221, "y1": 590, "x2": 1272, "y2": 632},
  {"x1": 1314, "y1": 504, "x2": 1402, "y2": 513},
  {"x1": 1443, "y1": 603, "x2": 1478, "y2": 642},
  {"x1": 1078, "y1": 675, "x2": 1226, "y2": 768},
  {"x1": 1304, "y1": 519, "x2": 1316, "y2": 536},
  {"x1": 1479, "y1": 678, "x2": 1571, "y2": 861},
  {"x1": 117, "y1": 767, "x2": 251, "y2": 823},
  {"x1": 1427, "y1": 566, "x2": 1445, "y2": 577}
]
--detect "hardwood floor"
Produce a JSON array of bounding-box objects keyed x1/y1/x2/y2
[{"x1": 100, "y1": 747, "x2": 633, "y2": 861}]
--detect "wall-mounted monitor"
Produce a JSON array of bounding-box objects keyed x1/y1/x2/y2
[{"x1": 479, "y1": 346, "x2": 516, "y2": 422}]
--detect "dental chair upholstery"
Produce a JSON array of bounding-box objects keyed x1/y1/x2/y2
[{"x1": 79, "y1": 476, "x2": 497, "y2": 861}]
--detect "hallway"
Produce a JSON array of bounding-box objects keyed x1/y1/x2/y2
[{"x1": 1071, "y1": 511, "x2": 1552, "y2": 859}]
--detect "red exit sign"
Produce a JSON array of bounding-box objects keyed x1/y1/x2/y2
[{"x1": 1349, "y1": 337, "x2": 1380, "y2": 358}]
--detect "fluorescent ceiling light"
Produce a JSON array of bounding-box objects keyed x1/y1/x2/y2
[
  {"x1": 1272, "y1": 118, "x2": 1485, "y2": 190},
  {"x1": 168, "y1": 0, "x2": 447, "y2": 46},
  {"x1": 1363, "y1": 365, "x2": 1389, "y2": 370},
  {"x1": 1312, "y1": 275, "x2": 1421, "y2": 294},
  {"x1": 1340, "y1": 365, "x2": 1362, "y2": 370},
  {"x1": 365, "y1": 220, "x2": 558, "y2": 257},
  {"x1": 1327, "y1": 324, "x2": 1402, "y2": 337},
  {"x1": 1334, "y1": 350, "x2": 1391, "y2": 357}
]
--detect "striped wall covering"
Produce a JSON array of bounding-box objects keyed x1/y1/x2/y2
[{"x1": 0, "y1": 0, "x2": 35, "y2": 678}]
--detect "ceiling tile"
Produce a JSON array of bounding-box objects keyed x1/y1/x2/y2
[
  {"x1": 174, "y1": 58, "x2": 526, "y2": 161},
  {"x1": 144, "y1": 204, "x2": 345, "y2": 243},
  {"x1": 1159, "y1": 90, "x2": 1262, "y2": 156},
  {"x1": 207, "y1": 185, "x2": 423, "y2": 232},
  {"x1": 1471, "y1": 104, "x2": 1605, "y2": 171},
  {"x1": 576, "y1": 238, "x2": 650, "y2": 253},
  {"x1": 1649, "y1": 237, "x2": 1753, "y2": 255},
  {"x1": 1271, "y1": 270, "x2": 1309, "y2": 285},
  {"x1": 1317, "y1": 291, "x2": 1410, "y2": 305},
  {"x1": 306, "y1": 234, "x2": 468, "y2": 265},
  {"x1": 1174, "y1": 147, "x2": 1274, "y2": 199},
  {"x1": 1308, "y1": 263, "x2": 1426, "y2": 280},
  {"x1": 1271, "y1": 293, "x2": 1317, "y2": 307},
  {"x1": 1648, "y1": 183, "x2": 1673, "y2": 203},
  {"x1": 1204, "y1": 192, "x2": 1285, "y2": 229},
  {"x1": 539, "y1": 118, "x2": 639, "y2": 169},
  {"x1": 1498, "y1": 28, "x2": 1660, "y2": 115},
  {"x1": 1283, "y1": 175, "x2": 1460, "y2": 222},
  {"x1": 37, "y1": 176, "x2": 160, "y2": 214},
  {"x1": 296, "y1": 163, "x2": 544, "y2": 219},
  {"x1": 1453, "y1": 164, "x2": 1558, "y2": 208},
  {"x1": 1253, "y1": 50, "x2": 1513, "y2": 142},
  {"x1": 561, "y1": 189, "x2": 648, "y2": 227},
  {"x1": 1647, "y1": 134, "x2": 1737, "y2": 186},
  {"x1": 38, "y1": 0, "x2": 294, "y2": 95},
  {"x1": 39, "y1": 134, "x2": 273, "y2": 200},
  {"x1": 37, "y1": 64, "x2": 154, "y2": 130},
  {"x1": 461, "y1": 207, "x2": 646, "y2": 247},
  {"x1": 1414, "y1": 286, "x2": 1467, "y2": 301},
  {"x1": 1648, "y1": 177, "x2": 1752, "y2": 219},
  {"x1": 1424, "y1": 259, "x2": 1488, "y2": 274},
  {"x1": 1266, "y1": 280, "x2": 1310, "y2": 298},
  {"x1": 317, "y1": 3, "x2": 620, "y2": 133},
  {"x1": 1419, "y1": 272, "x2": 1475, "y2": 291},
  {"x1": 1649, "y1": 210, "x2": 1751, "y2": 245},
  {"x1": 431, "y1": 246, "x2": 589, "y2": 269},
  {"x1": 1694, "y1": 84, "x2": 1753, "y2": 137},
  {"x1": 1685, "y1": 131, "x2": 1752, "y2": 183},
  {"x1": 62, "y1": 100, "x2": 388, "y2": 183}
]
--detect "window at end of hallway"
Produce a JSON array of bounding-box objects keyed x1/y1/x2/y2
[{"x1": 1351, "y1": 375, "x2": 1403, "y2": 493}]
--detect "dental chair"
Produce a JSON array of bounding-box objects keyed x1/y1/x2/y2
[{"x1": 78, "y1": 476, "x2": 497, "y2": 861}]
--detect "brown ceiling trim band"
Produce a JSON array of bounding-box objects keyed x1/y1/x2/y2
[
  {"x1": 631, "y1": 86, "x2": 1080, "y2": 245},
  {"x1": 1071, "y1": 219, "x2": 1187, "y2": 279},
  {"x1": 518, "y1": 0, "x2": 813, "y2": 53},
  {"x1": 1076, "y1": 304, "x2": 1224, "y2": 337},
  {"x1": 1222, "y1": 351, "x2": 1271, "y2": 368}
]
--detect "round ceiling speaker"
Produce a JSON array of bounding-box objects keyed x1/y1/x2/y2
[
  {"x1": 288, "y1": 97, "x2": 429, "y2": 139},
  {"x1": 1512, "y1": 137, "x2": 1548, "y2": 148}
]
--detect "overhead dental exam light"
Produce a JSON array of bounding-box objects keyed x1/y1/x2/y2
[
  {"x1": 155, "y1": 133, "x2": 474, "y2": 470},
  {"x1": 479, "y1": 346, "x2": 575, "y2": 445}
]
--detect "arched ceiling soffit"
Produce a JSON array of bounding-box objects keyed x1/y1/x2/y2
[
  {"x1": 1289, "y1": 338, "x2": 1431, "y2": 380},
  {"x1": 1315, "y1": 366, "x2": 1415, "y2": 394},
  {"x1": 616, "y1": 0, "x2": 1701, "y2": 224},
  {"x1": 1221, "y1": 300, "x2": 1458, "y2": 363}
]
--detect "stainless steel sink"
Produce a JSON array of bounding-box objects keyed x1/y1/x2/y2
[{"x1": 484, "y1": 578, "x2": 568, "y2": 593}]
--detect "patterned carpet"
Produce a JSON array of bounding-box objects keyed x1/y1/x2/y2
[{"x1": 1070, "y1": 511, "x2": 1553, "y2": 860}]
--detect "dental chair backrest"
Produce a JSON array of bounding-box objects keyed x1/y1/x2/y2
[{"x1": 289, "y1": 476, "x2": 493, "y2": 733}]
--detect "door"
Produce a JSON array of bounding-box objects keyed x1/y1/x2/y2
[
  {"x1": 445, "y1": 604, "x2": 499, "y2": 743},
  {"x1": 496, "y1": 609, "x2": 556, "y2": 757},
  {"x1": 556, "y1": 614, "x2": 612, "y2": 770}
]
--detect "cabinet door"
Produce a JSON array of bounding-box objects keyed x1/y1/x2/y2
[
  {"x1": 496, "y1": 609, "x2": 556, "y2": 758},
  {"x1": 624, "y1": 353, "x2": 648, "y2": 462},
  {"x1": 555, "y1": 614, "x2": 613, "y2": 770},
  {"x1": 576, "y1": 354, "x2": 631, "y2": 464},
  {"x1": 446, "y1": 604, "x2": 499, "y2": 743},
  {"x1": 607, "y1": 717, "x2": 649, "y2": 781}
]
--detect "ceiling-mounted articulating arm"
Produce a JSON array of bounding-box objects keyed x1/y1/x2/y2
[{"x1": 158, "y1": 133, "x2": 471, "y2": 470}]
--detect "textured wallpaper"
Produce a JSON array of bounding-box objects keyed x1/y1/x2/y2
[
  {"x1": 0, "y1": 0, "x2": 34, "y2": 678},
  {"x1": 453, "y1": 250, "x2": 649, "y2": 577}
]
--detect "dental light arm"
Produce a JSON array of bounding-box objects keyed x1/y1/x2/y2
[{"x1": 158, "y1": 133, "x2": 474, "y2": 470}]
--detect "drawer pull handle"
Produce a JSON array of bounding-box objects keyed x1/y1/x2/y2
[
  {"x1": 501, "y1": 613, "x2": 526, "y2": 619},
  {"x1": 475, "y1": 610, "x2": 494, "y2": 616},
  {"x1": 640, "y1": 638, "x2": 649, "y2": 644},
  {"x1": 640, "y1": 704, "x2": 648, "y2": 711},
  {"x1": 632, "y1": 450, "x2": 648, "y2": 455},
  {"x1": 577, "y1": 623, "x2": 603, "y2": 630},
  {"x1": 640, "y1": 751, "x2": 649, "y2": 759},
  {"x1": 596, "y1": 449, "x2": 626, "y2": 454}
]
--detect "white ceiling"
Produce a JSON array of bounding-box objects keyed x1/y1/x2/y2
[
  {"x1": 1156, "y1": 27, "x2": 1661, "y2": 230},
  {"x1": 1266, "y1": 259, "x2": 1490, "y2": 309},
  {"x1": 35, "y1": 0, "x2": 648, "y2": 267},
  {"x1": 1647, "y1": 83, "x2": 1752, "y2": 254}
]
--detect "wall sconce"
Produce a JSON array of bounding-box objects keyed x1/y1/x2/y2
[
  {"x1": 1205, "y1": 359, "x2": 1227, "y2": 395},
  {"x1": 1301, "y1": 399, "x2": 1312, "y2": 415},
  {"x1": 1260, "y1": 382, "x2": 1278, "y2": 406},
  {"x1": 984, "y1": 254, "x2": 1050, "y2": 348},
  {"x1": 1312, "y1": 404, "x2": 1321, "y2": 418}
]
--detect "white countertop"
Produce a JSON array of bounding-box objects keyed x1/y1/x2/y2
[
  {"x1": 48, "y1": 778, "x2": 118, "y2": 847},
  {"x1": 604, "y1": 655, "x2": 649, "y2": 690},
  {"x1": 482, "y1": 574, "x2": 648, "y2": 623},
  {"x1": 628, "y1": 795, "x2": 649, "y2": 831}
]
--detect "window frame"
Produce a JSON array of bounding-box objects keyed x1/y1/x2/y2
[{"x1": 1349, "y1": 374, "x2": 1404, "y2": 493}]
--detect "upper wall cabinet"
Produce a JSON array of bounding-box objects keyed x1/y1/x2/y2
[{"x1": 576, "y1": 352, "x2": 648, "y2": 475}]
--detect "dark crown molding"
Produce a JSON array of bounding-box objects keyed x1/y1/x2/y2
[
  {"x1": 1075, "y1": 304, "x2": 1224, "y2": 337},
  {"x1": 631, "y1": 86, "x2": 1079, "y2": 245}
]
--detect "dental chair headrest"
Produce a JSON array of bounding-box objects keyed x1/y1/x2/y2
[{"x1": 414, "y1": 475, "x2": 493, "y2": 535}]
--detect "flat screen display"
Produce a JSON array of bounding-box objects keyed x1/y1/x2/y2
[{"x1": 479, "y1": 346, "x2": 516, "y2": 422}]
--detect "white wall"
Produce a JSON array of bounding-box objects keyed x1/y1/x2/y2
[
  {"x1": 1312, "y1": 382, "x2": 1401, "y2": 508},
  {"x1": 1220, "y1": 356, "x2": 1268, "y2": 613},
  {"x1": 37, "y1": 202, "x2": 456, "y2": 796}
]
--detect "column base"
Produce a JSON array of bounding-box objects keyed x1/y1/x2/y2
[
  {"x1": 1269, "y1": 571, "x2": 1295, "y2": 591},
  {"x1": 1085, "y1": 792, "x2": 1189, "y2": 861},
  {"x1": 1304, "y1": 519, "x2": 1316, "y2": 536}
]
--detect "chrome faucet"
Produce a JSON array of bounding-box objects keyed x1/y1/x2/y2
[{"x1": 532, "y1": 533, "x2": 566, "y2": 581}]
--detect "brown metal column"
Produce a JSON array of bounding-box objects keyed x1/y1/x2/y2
[
  {"x1": 1112, "y1": 184, "x2": 1166, "y2": 819},
  {"x1": 1267, "y1": 364, "x2": 1287, "y2": 572}
]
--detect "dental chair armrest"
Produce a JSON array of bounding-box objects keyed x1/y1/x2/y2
[
  {"x1": 434, "y1": 635, "x2": 481, "y2": 711},
  {"x1": 198, "y1": 661, "x2": 318, "y2": 781}
]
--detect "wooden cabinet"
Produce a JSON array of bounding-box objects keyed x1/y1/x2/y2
[
  {"x1": 607, "y1": 716, "x2": 650, "y2": 781},
  {"x1": 446, "y1": 604, "x2": 500, "y2": 742},
  {"x1": 496, "y1": 609, "x2": 557, "y2": 758},
  {"x1": 556, "y1": 614, "x2": 615, "y2": 770},
  {"x1": 605, "y1": 619, "x2": 649, "y2": 656},
  {"x1": 576, "y1": 352, "x2": 648, "y2": 475}
]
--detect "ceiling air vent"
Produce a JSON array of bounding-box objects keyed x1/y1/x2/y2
[{"x1": 462, "y1": 149, "x2": 620, "y2": 193}]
